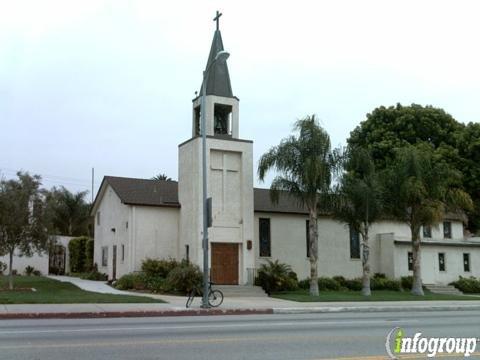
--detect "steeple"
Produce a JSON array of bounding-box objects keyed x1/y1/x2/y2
[
  {"x1": 191, "y1": 11, "x2": 239, "y2": 139},
  {"x1": 199, "y1": 12, "x2": 234, "y2": 98}
]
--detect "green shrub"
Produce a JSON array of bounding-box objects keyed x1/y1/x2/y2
[
  {"x1": 450, "y1": 276, "x2": 480, "y2": 294},
  {"x1": 145, "y1": 276, "x2": 167, "y2": 293},
  {"x1": 332, "y1": 276, "x2": 347, "y2": 287},
  {"x1": 344, "y1": 278, "x2": 363, "y2": 291},
  {"x1": 401, "y1": 276, "x2": 413, "y2": 290},
  {"x1": 256, "y1": 260, "x2": 298, "y2": 294},
  {"x1": 0, "y1": 261, "x2": 7, "y2": 275},
  {"x1": 371, "y1": 277, "x2": 401, "y2": 291},
  {"x1": 373, "y1": 273, "x2": 386, "y2": 279},
  {"x1": 80, "y1": 270, "x2": 107, "y2": 281},
  {"x1": 298, "y1": 279, "x2": 310, "y2": 290},
  {"x1": 68, "y1": 236, "x2": 90, "y2": 273},
  {"x1": 317, "y1": 277, "x2": 341, "y2": 291},
  {"x1": 24, "y1": 266, "x2": 41, "y2": 276},
  {"x1": 85, "y1": 238, "x2": 94, "y2": 272},
  {"x1": 141, "y1": 258, "x2": 179, "y2": 278},
  {"x1": 115, "y1": 272, "x2": 148, "y2": 291},
  {"x1": 164, "y1": 263, "x2": 203, "y2": 294}
]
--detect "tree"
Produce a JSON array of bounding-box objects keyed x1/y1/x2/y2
[
  {"x1": 382, "y1": 145, "x2": 472, "y2": 295},
  {"x1": 258, "y1": 115, "x2": 340, "y2": 296},
  {"x1": 0, "y1": 172, "x2": 50, "y2": 289},
  {"x1": 45, "y1": 187, "x2": 91, "y2": 237},
  {"x1": 151, "y1": 173, "x2": 173, "y2": 181},
  {"x1": 347, "y1": 103, "x2": 480, "y2": 233},
  {"x1": 333, "y1": 148, "x2": 382, "y2": 296},
  {"x1": 348, "y1": 103, "x2": 462, "y2": 170}
]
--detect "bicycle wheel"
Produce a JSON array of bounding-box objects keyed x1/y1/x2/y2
[
  {"x1": 186, "y1": 289, "x2": 195, "y2": 308},
  {"x1": 208, "y1": 289, "x2": 223, "y2": 307}
]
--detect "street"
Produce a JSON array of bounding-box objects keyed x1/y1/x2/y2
[{"x1": 0, "y1": 310, "x2": 479, "y2": 360}]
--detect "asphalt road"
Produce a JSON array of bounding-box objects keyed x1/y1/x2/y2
[{"x1": 0, "y1": 311, "x2": 479, "y2": 360}]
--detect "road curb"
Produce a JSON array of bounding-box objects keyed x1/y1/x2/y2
[
  {"x1": 273, "y1": 304, "x2": 480, "y2": 314},
  {"x1": 0, "y1": 308, "x2": 274, "y2": 320}
]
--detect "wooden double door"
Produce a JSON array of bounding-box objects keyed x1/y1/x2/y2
[{"x1": 211, "y1": 243, "x2": 239, "y2": 285}]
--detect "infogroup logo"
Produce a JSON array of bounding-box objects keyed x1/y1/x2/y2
[{"x1": 385, "y1": 327, "x2": 478, "y2": 359}]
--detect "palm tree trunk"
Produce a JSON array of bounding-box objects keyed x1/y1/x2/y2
[
  {"x1": 8, "y1": 249, "x2": 14, "y2": 290},
  {"x1": 411, "y1": 226, "x2": 424, "y2": 296},
  {"x1": 361, "y1": 228, "x2": 371, "y2": 296},
  {"x1": 309, "y1": 208, "x2": 319, "y2": 296}
]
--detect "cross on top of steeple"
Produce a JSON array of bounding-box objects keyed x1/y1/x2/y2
[{"x1": 213, "y1": 10, "x2": 222, "y2": 31}]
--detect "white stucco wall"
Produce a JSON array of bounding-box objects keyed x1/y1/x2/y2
[
  {"x1": 0, "y1": 250, "x2": 49, "y2": 276},
  {"x1": 131, "y1": 206, "x2": 179, "y2": 272},
  {"x1": 93, "y1": 184, "x2": 132, "y2": 279},
  {"x1": 179, "y1": 136, "x2": 254, "y2": 284}
]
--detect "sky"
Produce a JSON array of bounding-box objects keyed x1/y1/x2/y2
[{"x1": 1, "y1": 0, "x2": 480, "y2": 200}]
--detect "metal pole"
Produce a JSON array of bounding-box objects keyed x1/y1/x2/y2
[{"x1": 201, "y1": 70, "x2": 209, "y2": 308}]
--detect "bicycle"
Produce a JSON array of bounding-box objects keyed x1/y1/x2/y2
[{"x1": 186, "y1": 281, "x2": 224, "y2": 308}]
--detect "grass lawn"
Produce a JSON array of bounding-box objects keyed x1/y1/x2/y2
[
  {"x1": 0, "y1": 276, "x2": 164, "y2": 304},
  {"x1": 272, "y1": 289, "x2": 480, "y2": 302}
]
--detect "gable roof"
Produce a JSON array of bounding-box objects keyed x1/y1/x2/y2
[{"x1": 91, "y1": 176, "x2": 308, "y2": 215}]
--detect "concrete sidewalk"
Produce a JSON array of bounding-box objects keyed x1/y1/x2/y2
[{"x1": 1, "y1": 276, "x2": 480, "y2": 319}]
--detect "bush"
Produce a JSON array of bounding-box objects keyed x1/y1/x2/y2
[
  {"x1": 80, "y1": 270, "x2": 107, "y2": 281},
  {"x1": 401, "y1": 276, "x2": 413, "y2": 290},
  {"x1": 0, "y1": 261, "x2": 7, "y2": 275},
  {"x1": 85, "y1": 238, "x2": 94, "y2": 272},
  {"x1": 317, "y1": 277, "x2": 341, "y2": 291},
  {"x1": 141, "y1": 258, "x2": 179, "y2": 278},
  {"x1": 68, "y1": 236, "x2": 90, "y2": 273},
  {"x1": 371, "y1": 277, "x2": 401, "y2": 291},
  {"x1": 164, "y1": 263, "x2": 203, "y2": 294},
  {"x1": 298, "y1": 279, "x2": 310, "y2": 290},
  {"x1": 32, "y1": 270, "x2": 42, "y2": 276},
  {"x1": 373, "y1": 273, "x2": 386, "y2": 279},
  {"x1": 256, "y1": 260, "x2": 298, "y2": 294},
  {"x1": 145, "y1": 276, "x2": 167, "y2": 293},
  {"x1": 450, "y1": 276, "x2": 480, "y2": 294},
  {"x1": 24, "y1": 266, "x2": 39, "y2": 276},
  {"x1": 344, "y1": 278, "x2": 363, "y2": 291},
  {"x1": 115, "y1": 272, "x2": 148, "y2": 291}
]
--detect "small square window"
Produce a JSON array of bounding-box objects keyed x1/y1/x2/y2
[
  {"x1": 408, "y1": 252, "x2": 413, "y2": 271},
  {"x1": 443, "y1": 221, "x2": 452, "y2": 239},
  {"x1": 423, "y1": 225, "x2": 432, "y2": 238},
  {"x1": 464, "y1": 253, "x2": 471, "y2": 272},
  {"x1": 101, "y1": 246, "x2": 108, "y2": 267},
  {"x1": 439, "y1": 253, "x2": 446, "y2": 272}
]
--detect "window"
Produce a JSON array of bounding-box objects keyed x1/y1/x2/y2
[
  {"x1": 306, "y1": 220, "x2": 310, "y2": 258},
  {"x1": 213, "y1": 104, "x2": 232, "y2": 135},
  {"x1": 439, "y1": 253, "x2": 446, "y2": 271},
  {"x1": 408, "y1": 252, "x2": 413, "y2": 271},
  {"x1": 194, "y1": 106, "x2": 201, "y2": 136},
  {"x1": 96, "y1": 212, "x2": 101, "y2": 226},
  {"x1": 185, "y1": 245, "x2": 190, "y2": 263},
  {"x1": 101, "y1": 247, "x2": 108, "y2": 267},
  {"x1": 423, "y1": 225, "x2": 432, "y2": 238},
  {"x1": 443, "y1": 221, "x2": 452, "y2": 239},
  {"x1": 464, "y1": 253, "x2": 471, "y2": 272},
  {"x1": 349, "y1": 226, "x2": 360, "y2": 259},
  {"x1": 121, "y1": 244, "x2": 125, "y2": 262},
  {"x1": 259, "y1": 218, "x2": 271, "y2": 257},
  {"x1": 126, "y1": 221, "x2": 128, "y2": 230}
]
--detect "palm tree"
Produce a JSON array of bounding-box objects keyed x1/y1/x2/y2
[
  {"x1": 46, "y1": 187, "x2": 90, "y2": 237},
  {"x1": 333, "y1": 148, "x2": 382, "y2": 296},
  {"x1": 382, "y1": 145, "x2": 472, "y2": 295},
  {"x1": 151, "y1": 173, "x2": 173, "y2": 181},
  {"x1": 258, "y1": 115, "x2": 340, "y2": 296}
]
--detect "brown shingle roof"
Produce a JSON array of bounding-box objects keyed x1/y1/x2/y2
[
  {"x1": 103, "y1": 176, "x2": 180, "y2": 208},
  {"x1": 96, "y1": 176, "x2": 307, "y2": 214}
]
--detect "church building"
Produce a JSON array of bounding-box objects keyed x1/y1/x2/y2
[{"x1": 91, "y1": 17, "x2": 480, "y2": 287}]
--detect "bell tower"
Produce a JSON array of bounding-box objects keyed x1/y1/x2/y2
[
  {"x1": 178, "y1": 12, "x2": 254, "y2": 285},
  {"x1": 191, "y1": 19, "x2": 240, "y2": 139}
]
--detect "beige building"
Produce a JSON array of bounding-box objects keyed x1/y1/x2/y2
[{"x1": 90, "y1": 24, "x2": 480, "y2": 286}]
